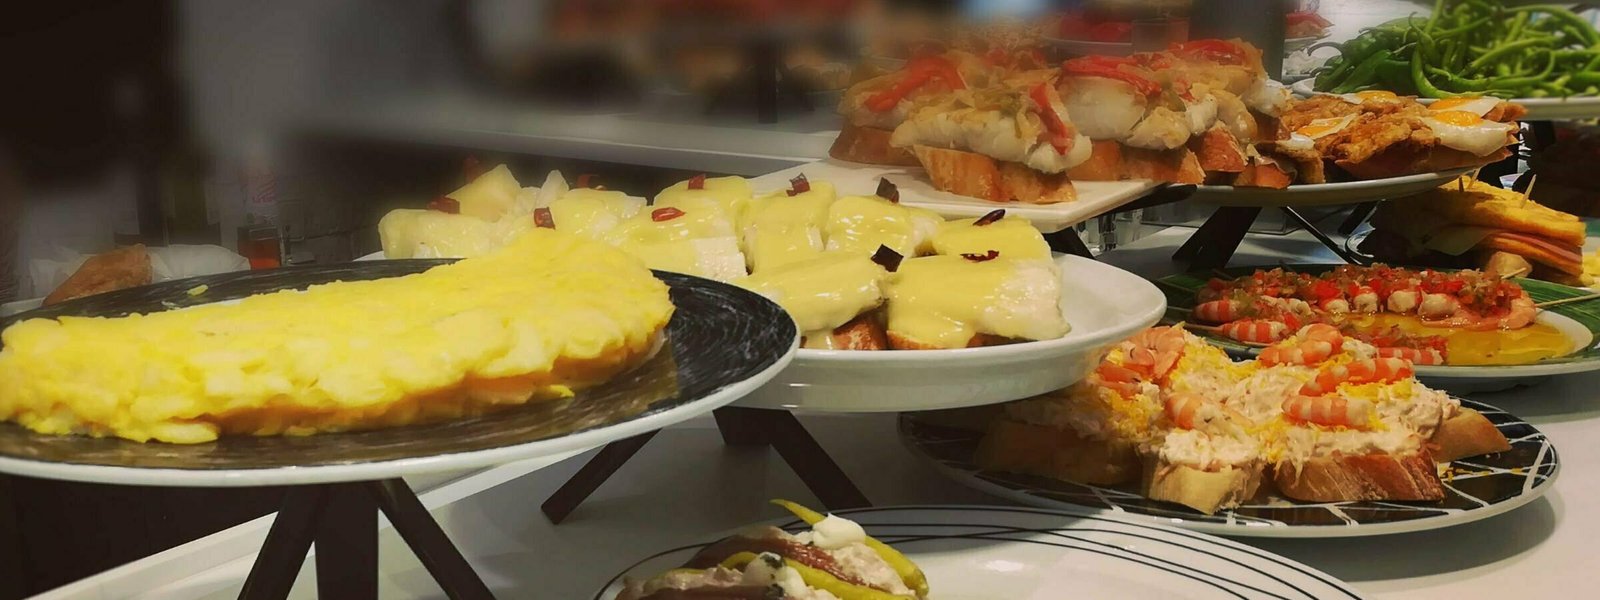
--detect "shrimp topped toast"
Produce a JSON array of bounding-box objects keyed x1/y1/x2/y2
[{"x1": 977, "y1": 325, "x2": 1510, "y2": 514}]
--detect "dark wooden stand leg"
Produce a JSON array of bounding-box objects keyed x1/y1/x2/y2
[
  {"x1": 713, "y1": 406, "x2": 773, "y2": 446},
  {"x1": 0, "y1": 475, "x2": 28, "y2": 600},
  {"x1": 540, "y1": 431, "x2": 659, "y2": 524},
  {"x1": 1337, "y1": 201, "x2": 1379, "y2": 236},
  {"x1": 1044, "y1": 227, "x2": 1095, "y2": 258},
  {"x1": 238, "y1": 480, "x2": 490, "y2": 600},
  {"x1": 315, "y1": 483, "x2": 378, "y2": 599},
  {"x1": 370, "y1": 480, "x2": 494, "y2": 600},
  {"x1": 1280, "y1": 207, "x2": 1367, "y2": 265},
  {"x1": 239, "y1": 487, "x2": 325, "y2": 600},
  {"x1": 760, "y1": 411, "x2": 870, "y2": 510},
  {"x1": 1188, "y1": 206, "x2": 1261, "y2": 269},
  {"x1": 541, "y1": 408, "x2": 873, "y2": 522}
]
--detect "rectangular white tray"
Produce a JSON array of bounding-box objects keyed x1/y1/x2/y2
[{"x1": 749, "y1": 159, "x2": 1160, "y2": 233}]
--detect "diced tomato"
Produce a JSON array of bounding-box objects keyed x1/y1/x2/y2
[{"x1": 1309, "y1": 280, "x2": 1340, "y2": 301}]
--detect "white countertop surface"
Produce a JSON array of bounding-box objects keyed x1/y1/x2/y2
[{"x1": 35, "y1": 225, "x2": 1600, "y2": 599}]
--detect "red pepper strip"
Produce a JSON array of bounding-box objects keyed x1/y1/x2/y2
[
  {"x1": 787, "y1": 174, "x2": 810, "y2": 196},
  {"x1": 1028, "y1": 82, "x2": 1074, "y2": 154},
  {"x1": 1061, "y1": 58, "x2": 1160, "y2": 96},
  {"x1": 533, "y1": 207, "x2": 555, "y2": 228},
  {"x1": 687, "y1": 173, "x2": 706, "y2": 190},
  {"x1": 651, "y1": 207, "x2": 685, "y2": 222},
  {"x1": 962, "y1": 250, "x2": 1000, "y2": 262},
  {"x1": 427, "y1": 196, "x2": 460, "y2": 214},
  {"x1": 576, "y1": 174, "x2": 595, "y2": 189},
  {"x1": 1171, "y1": 39, "x2": 1247, "y2": 65},
  {"x1": 865, "y1": 56, "x2": 965, "y2": 112}
]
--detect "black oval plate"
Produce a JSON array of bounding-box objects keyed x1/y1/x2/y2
[
  {"x1": 0, "y1": 261, "x2": 796, "y2": 484},
  {"x1": 900, "y1": 399, "x2": 1558, "y2": 537}
]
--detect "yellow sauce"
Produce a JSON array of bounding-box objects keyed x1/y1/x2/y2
[
  {"x1": 825, "y1": 195, "x2": 942, "y2": 257},
  {"x1": 736, "y1": 252, "x2": 887, "y2": 333},
  {"x1": 886, "y1": 255, "x2": 1068, "y2": 348},
  {"x1": 741, "y1": 182, "x2": 838, "y2": 272},
  {"x1": 929, "y1": 215, "x2": 1051, "y2": 260},
  {"x1": 654, "y1": 176, "x2": 752, "y2": 222},
  {"x1": 548, "y1": 189, "x2": 644, "y2": 240},
  {"x1": 1335, "y1": 313, "x2": 1573, "y2": 366}
]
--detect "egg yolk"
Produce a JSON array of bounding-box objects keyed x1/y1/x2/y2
[
  {"x1": 1297, "y1": 116, "x2": 1352, "y2": 138},
  {"x1": 1430, "y1": 97, "x2": 1484, "y2": 112},
  {"x1": 1430, "y1": 110, "x2": 1484, "y2": 126},
  {"x1": 1354, "y1": 90, "x2": 1400, "y2": 102}
]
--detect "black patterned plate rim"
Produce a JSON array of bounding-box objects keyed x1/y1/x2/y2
[
  {"x1": 899, "y1": 399, "x2": 1559, "y2": 538},
  {"x1": 0, "y1": 261, "x2": 798, "y2": 486}
]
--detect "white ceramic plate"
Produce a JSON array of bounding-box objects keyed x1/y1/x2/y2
[
  {"x1": 1190, "y1": 168, "x2": 1473, "y2": 207},
  {"x1": 903, "y1": 399, "x2": 1558, "y2": 538},
  {"x1": 1289, "y1": 79, "x2": 1600, "y2": 121},
  {"x1": 594, "y1": 505, "x2": 1365, "y2": 599},
  {"x1": 734, "y1": 254, "x2": 1166, "y2": 412},
  {"x1": 751, "y1": 159, "x2": 1161, "y2": 234}
]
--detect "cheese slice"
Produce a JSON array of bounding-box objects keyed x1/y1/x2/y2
[
  {"x1": 377, "y1": 209, "x2": 534, "y2": 259},
  {"x1": 741, "y1": 182, "x2": 839, "y2": 272},
  {"x1": 447, "y1": 164, "x2": 523, "y2": 221},
  {"x1": 735, "y1": 252, "x2": 888, "y2": 333},
  {"x1": 930, "y1": 215, "x2": 1052, "y2": 260},
  {"x1": 546, "y1": 189, "x2": 646, "y2": 240},
  {"x1": 887, "y1": 255, "x2": 1069, "y2": 348},
  {"x1": 825, "y1": 195, "x2": 942, "y2": 258}
]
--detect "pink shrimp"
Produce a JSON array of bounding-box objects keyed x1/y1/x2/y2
[
  {"x1": 1386, "y1": 287, "x2": 1421, "y2": 314},
  {"x1": 1376, "y1": 346, "x2": 1446, "y2": 366},
  {"x1": 1281, "y1": 395, "x2": 1375, "y2": 429},
  {"x1": 1193, "y1": 299, "x2": 1244, "y2": 323},
  {"x1": 1257, "y1": 324, "x2": 1344, "y2": 367},
  {"x1": 1416, "y1": 292, "x2": 1460, "y2": 320},
  {"x1": 1219, "y1": 319, "x2": 1289, "y2": 344},
  {"x1": 1427, "y1": 295, "x2": 1536, "y2": 331},
  {"x1": 1350, "y1": 285, "x2": 1379, "y2": 313},
  {"x1": 1122, "y1": 326, "x2": 1188, "y2": 381},
  {"x1": 1095, "y1": 362, "x2": 1146, "y2": 397},
  {"x1": 1299, "y1": 357, "x2": 1414, "y2": 396},
  {"x1": 1318, "y1": 297, "x2": 1350, "y2": 314},
  {"x1": 1164, "y1": 392, "x2": 1245, "y2": 431}
]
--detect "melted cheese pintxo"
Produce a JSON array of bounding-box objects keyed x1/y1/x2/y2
[
  {"x1": 740, "y1": 181, "x2": 839, "y2": 273},
  {"x1": 929, "y1": 213, "x2": 1052, "y2": 260},
  {"x1": 654, "y1": 175, "x2": 753, "y2": 223},
  {"x1": 825, "y1": 194, "x2": 942, "y2": 258},
  {"x1": 607, "y1": 207, "x2": 746, "y2": 282},
  {"x1": 377, "y1": 209, "x2": 534, "y2": 259},
  {"x1": 736, "y1": 252, "x2": 889, "y2": 347},
  {"x1": 887, "y1": 255, "x2": 1069, "y2": 349},
  {"x1": 0, "y1": 229, "x2": 675, "y2": 444},
  {"x1": 544, "y1": 188, "x2": 645, "y2": 240}
]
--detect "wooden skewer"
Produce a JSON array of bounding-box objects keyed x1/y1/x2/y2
[
  {"x1": 1524, "y1": 173, "x2": 1539, "y2": 200},
  {"x1": 1535, "y1": 292, "x2": 1600, "y2": 309}
]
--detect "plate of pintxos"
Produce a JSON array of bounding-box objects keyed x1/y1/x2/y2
[{"x1": 1157, "y1": 264, "x2": 1600, "y2": 383}]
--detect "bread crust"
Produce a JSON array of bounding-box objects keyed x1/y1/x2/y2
[
  {"x1": 1067, "y1": 140, "x2": 1206, "y2": 184},
  {"x1": 911, "y1": 145, "x2": 1077, "y2": 204},
  {"x1": 1272, "y1": 450, "x2": 1446, "y2": 502},
  {"x1": 1430, "y1": 408, "x2": 1511, "y2": 462},
  {"x1": 45, "y1": 244, "x2": 153, "y2": 306},
  {"x1": 1192, "y1": 126, "x2": 1248, "y2": 174},
  {"x1": 1337, "y1": 144, "x2": 1512, "y2": 181},
  {"x1": 1232, "y1": 157, "x2": 1295, "y2": 189},
  {"x1": 976, "y1": 418, "x2": 1142, "y2": 486},
  {"x1": 1141, "y1": 456, "x2": 1264, "y2": 515},
  {"x1": 830, "y1": 122, "x2": 920, "y2": 166},
  {"x1": 829, "y1": 311, "x2": 890, "y2": 350}
]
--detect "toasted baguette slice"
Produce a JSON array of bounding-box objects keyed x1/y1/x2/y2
[
  {"x1": 1338, "y1": 144, "x2": 1513, "y2": 181},
  {"x1": 976, "y1": 418, "x2": 1142, "y2": 486},
  {"x1": 1430, "y1": 408, "x2": 1511, "y2": 462},
  {"x1": 1272, "y1": 451, "x2": 1445, "y2": 502},
  {"x1": 800, "y1": 310, "x2": 889, "y2": 350},
  {"x1": 1192, "y1": 126, "x2": 1248, "y2": 174},
  {"x1": 830, "y1": 122, "x2": 919, "y2": 166},
  {"x1": 1232, "y1": 157, "x2": 1295, "y2": 189},
  {"x1": 45, "y1": 245, "x2": 154, "y2": 306},
  {"x1": 1141, "y1": 456, "x2": 1263, "y2": 515},
  {"x1": 912, "y1": 145, "x2": 1077, "y2": 204},
  {"x1": 1067, "y1": 141, "x2": 1205, "y2": 184}
]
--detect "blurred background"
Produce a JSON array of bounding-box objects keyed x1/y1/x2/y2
[{"x1": 0, "y1": 0, "x2": 1507, "y2": 595}]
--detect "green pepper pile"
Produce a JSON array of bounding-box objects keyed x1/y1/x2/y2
[{"x1": 1314, "y1": 1, "x2": 1600, "y2": 98}]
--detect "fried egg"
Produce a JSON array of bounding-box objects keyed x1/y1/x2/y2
[
  {"x1": 1332, "y1": 90, "x2": 1404, "y2": 106},
  {"x1": 1428, "y1": 96, "x2": 1500, "y2": 117},
  {"x1": 1423, "y1": 110, "x2": 1517, "y2": 156}
]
